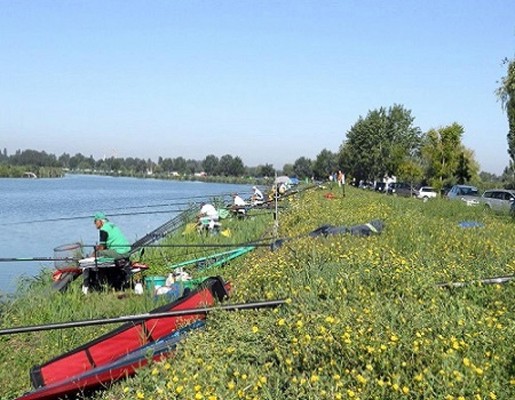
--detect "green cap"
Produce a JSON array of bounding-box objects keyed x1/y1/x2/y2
[{"x1": 94, "y1": 212, "x2": 107, "y2": 221}]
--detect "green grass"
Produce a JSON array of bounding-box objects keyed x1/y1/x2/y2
[{"x1": 1, "y1": 187, "x2": 515, "y2": 399}]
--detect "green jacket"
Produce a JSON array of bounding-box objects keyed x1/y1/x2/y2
[{"x1": 100, "y1": 222, "x2": 131, "y2": 255}]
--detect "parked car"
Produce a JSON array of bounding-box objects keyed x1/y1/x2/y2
[
  {"x1": 480, "y1": 189, "x2": 515, "y2": 212},
  {"x1": 374, "y1": 182, "x2": 387, "y2": 192},
  {"x1": 387, "y1": 182, "x2": 415, "y2": 197},
  {"x1": 446, "y1": 185, "x2": 480, "y2": 206},
  {"x1": 415, "y1": 186, "x2": 438, "y2": 201}
]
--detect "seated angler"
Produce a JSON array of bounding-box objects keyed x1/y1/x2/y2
[
  {"x1": 251, "y1": 186, "x2": 264, "y2": 205},
  {"x1": 82, "y1": 212, "x2": 131, "y2": 294},
  {"x1": 231, "y1": 193, "x2": 247, "y2": 217},
  {"x1": 92, "y1": 212, "x2": 131, "y2": 259},
  {"x1": 197, "y1": 202, "x2": 220, "y2": 231}
]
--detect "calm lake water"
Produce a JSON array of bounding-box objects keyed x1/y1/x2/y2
[{"x1": 0, "y1": 174, "x2": 250, "y2": 294}]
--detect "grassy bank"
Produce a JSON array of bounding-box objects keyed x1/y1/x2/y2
[{"x1": 2, "y1": 186, "x2": 515, "y2": 399}]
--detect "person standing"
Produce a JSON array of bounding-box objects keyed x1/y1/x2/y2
[
  {"x1": 337, "y1": 171, "x2": 344, "y2": 187},
  {"x1": 337, "y1": 170, "x2": 346, "y2": 197}
]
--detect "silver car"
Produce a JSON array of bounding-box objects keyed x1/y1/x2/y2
[
  {"x1": 446, "y1": 185, "x2": 480, "y2": 206},
  {"x1": 480, "y1": 189, "x2": 515, "y2": 212}
]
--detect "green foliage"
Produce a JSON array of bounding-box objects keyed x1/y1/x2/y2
[
  {"x1": 496, "y1": 58, "x2": 515, "y2": 164},
  {"x1": 339, "y1": 104, "x2": 422, "y2": 181},
  {"x1": 422, "y1": 123, "x2": 464, "y2": 190},
  {"x1": 9, "y1": 149, "x2": 59, "y2": 167},
  {"x1": 455, "y1": 152, "x2": 472, "y2": 184},
  {"x1": 216, "y1": 154, "x2": 246, "y2": 177},
  {"x1": 312, "y1": 149, "x2": 338, "y2": 180},
  {"x1": 293, "y1": 156, "x2": 313, "y2": 179},
  {"x1": 257, "y1": 163, "x2": 276, "y2": 178},
  {"x1": 0, "y1": 164, "x2": 26, "y2": 177},
  {"x1": 397, "y1": 158, "x2": 423, "y2": 184},
  {"x1": 282, "y1": 163, "x2": 294, "y2": 177},
  {"x1": 454, "y1": 149, "x2": 481, "y2": 185},
  {"x1": 201, "y1": 154, "x2": 219, "y2": 175}
]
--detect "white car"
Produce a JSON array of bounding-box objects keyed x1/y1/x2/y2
[{"x1": 416, "y1": 186, "x2": 438, "y2": 201}]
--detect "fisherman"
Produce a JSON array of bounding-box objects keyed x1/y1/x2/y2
[
  {"x1": 82, "y1": 212, "x2": 132, "y2": 294},
  {"x1": 251, "y1": 186, "x2": 264, "y2": 205},
  {"x1": 197, "y1": 202, "x2": 220, "y2": 231},
  {"x1": 92, "y1": 212, "x2": 131, "y2": 259},
  {"x1": 231, "y1": 192, "x2": 247, "y2": 217}
]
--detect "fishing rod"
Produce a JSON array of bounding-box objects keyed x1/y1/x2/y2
[
  {"x1": 436, "y1": 274, "x2": 515, "y2": 288},
  {"x1": 0, "y1": 299, "x2": 287, "y2": 335},
  {"x1": 105, "y1": 200, "x2": 199, "y2": 212},
  {"x1": 104, "y1": 191, "x2": 244, "y2": 212},
  {"x1": 0, "y1": 257, "x2": 81, "y2": 263},
  {"x1": 0, "y1": 235, "x2": 279, "y2": 264},
  {"x1": 80, "y1": 238, "x2": 279, "y2": 250},
  {"x1": 1, "y1": 191, "x2": 256, "y2": 226},
  {"x1": 0, "y1": 208, "x2": 189, "y2": 226}
]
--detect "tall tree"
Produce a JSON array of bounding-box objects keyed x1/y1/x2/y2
[
  {"x1": 159, "y1": 157, "x2": 174, "y2": 173},
  {"x1": 202, "y1": 155, "x2": 219, "y2": 175},
  {"x1": 186, "y1": 159, "x2": 201, "y2": 174},
  {"x1": 313, "y1": 149, "x2": 338, "y2": 179},
  {"x1": 496, "y1": 58, "x2": 515, "y2": 165},
  {"x1": 257, "y1": 163, "x2": 275, "y2": 178},
  {"x1": 293, "y1": 157, "x2": 313, "y2": 179},
  {"x1": 282, "y1": 163, "x2": 294, "y2": 177},
  {"x1": 58, "y1": 153, "x2": 70, "y2": 168},
  {"x1": 173, "y1": 157, "x2": 187, "y2": 174},
  {"x1": 217, "y1": 154, "x2": 234, "y2": 176},
  {"x1": 339, "y1": 104, "x2": 422, "y2": 182},
  {"x1": 397, "y1": 159, "x2": 423, "y2": 185},
  {"x1": 420, "y1": 123, "x2": 464, "y2": 189},
  {"x1": 458, "y1": 148, "x2": 480, "y2": 184},
  {"x1": 229, "y1": 156, "x2": 245, "y2": 176}
]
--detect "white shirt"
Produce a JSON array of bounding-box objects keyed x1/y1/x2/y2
[
  {"x1": 253, "y1": 188, "x2": 264, "y2": 200},
  {"x1": 233, "y1": 195, "x2": 246, "y2": 207},
  {"x1": 200, "y1": 204, "x2": 218, "y2": 219}
]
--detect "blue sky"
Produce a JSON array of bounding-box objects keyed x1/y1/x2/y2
[{"x1": 1, "y1": 1, "x2": 514, "y2": 174}]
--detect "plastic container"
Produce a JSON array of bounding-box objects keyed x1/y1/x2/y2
[{"x1": 144, "y1": 276, "x2": 167, "y2": 291}]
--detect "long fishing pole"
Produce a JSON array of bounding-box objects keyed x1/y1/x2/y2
[
  {"x1": 1, "y1": 191, "x2": 255, "y2": 226},
  {"x1": 0, "y1": 209, "x2": 189, "y2": 226},
  {"x1": 105, "y1": 201, "x2": 199, "y2": 212},
  {"x1": 0, "y1": 235, "x2": 281, "y2": 263},
  {"x1": 80, "y1": 239, "x2": 279, "y2": 250},
  {"x1": 104, "y1": 191, "x2": 243, "y2": 212},
  {"x1": 0, "y1": 257, "x2": 81, "y2": 263},
  {"x1": 436, "y1": 274, "x2": 515, "y2": 288},
  {"x1": 0, "y1": 299, "x2": 287, "y2": 335},
  {"x1": 105, "y1": 192, "x2": 243, "y2": 213}
]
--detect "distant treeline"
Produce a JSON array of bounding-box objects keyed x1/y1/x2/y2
[{"x1": 0, "y1": 148, "x2": 287, "y2": 180}]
